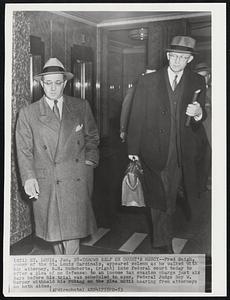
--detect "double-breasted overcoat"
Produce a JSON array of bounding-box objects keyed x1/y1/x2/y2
[{"x1": 16, "y1": 95, "x2": 99, "y2": 242}]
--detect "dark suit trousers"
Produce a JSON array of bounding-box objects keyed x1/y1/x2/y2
[{"x1": 151, "y1": 139, "x2": 182, "y2": 248}]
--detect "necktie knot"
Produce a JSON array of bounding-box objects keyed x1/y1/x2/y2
[
  {"x1": 53, "y1": 100, "x2": 60, "y2": 120},
  {"x1": 172, "y1": 74, "x2": 178, "y2": 91}
]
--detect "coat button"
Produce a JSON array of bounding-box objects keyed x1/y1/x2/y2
[
  {"x1": 160, "y1": 129, "x2": 165, "y2": 134},
  {"x1": 75, "y1": 159, "x2": 79, "y2": 163},
  {"x1": 43, "y1": 145, "x2": 47, "y2": 150},
  {"x1": 161, "y1": 110, "x2": 166, "y2": 115},
  {"x1": 77, "y1": 178, "x2": 80, "y2": 182},
  {"x1": 56, "y1": 180, "x2": 60, "y2": 184}
]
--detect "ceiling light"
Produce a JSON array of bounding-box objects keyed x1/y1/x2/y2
[{"x1": 129, "y1": 28, "x2": 148, "y2": 41}]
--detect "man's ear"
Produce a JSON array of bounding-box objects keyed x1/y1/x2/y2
[
  {"x1": 40, "y1": 80, "x2": 44, "y2": 88},
  {"x1": 166, "y1": 52, "x2": 170, "y2": 61},
  {"x1": 187, "y1": 55, "x2": 194, "y2": 63},
  {"x1": 63, "y1": 80, "x2": 67, "y2": 88}
]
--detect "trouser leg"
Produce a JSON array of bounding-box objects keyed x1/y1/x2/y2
[
  {"x1": 151, "y1": 208, "x2": 172, "y2": 247},
  {"x1": 150, "y1": 164, "x2": 182, "y2": 248},
  {"x1": 63, "y1": 239, "x2": 80, "y2": 255},
  {"x1": 53, "y1": 242, "x2": 64, "y2": 255},
  {"x1": 52, "y1": 239, "x2": 80, "y2": 255}
]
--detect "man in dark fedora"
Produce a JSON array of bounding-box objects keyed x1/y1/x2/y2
[
  {"x1": 194, "y1": 62, "x2": 211, "y2": 145},
  {"x1": 127, "y1": 36, "x2": 207, "y2": 253},
  {"x1": 193, "y1": 62, "x2": 212, "y2": 191},
  {"x1": 16, "y1": 58, "x2": 99, "y2": 255}
]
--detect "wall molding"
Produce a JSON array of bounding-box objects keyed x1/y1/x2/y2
[
  {"x1": 108, "y1": 45, "x2": 123, "y2": 54},
  {"x1": 51, "y1": 11, "x2": 211, "y2": 28},
  {"x1": 123, "y1": 46, "x2": 145, "y2": 54},
  {"x1": 97, "y1": 12, "x2": 211, "y2": 27},
  {"x1": 52, "y1": 11, "x2": 98, "y2": 27},
  {"x1": 109, "y1": 39, "x2": 135, "y2": 48}
]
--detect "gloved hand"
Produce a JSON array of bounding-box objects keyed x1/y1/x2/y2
[
  {"x1": 24, "y1": 178, "x2": 39, "y2": 199},
  {"x1": 186, "y1": 101, "x2": 203, "y2": 121}
]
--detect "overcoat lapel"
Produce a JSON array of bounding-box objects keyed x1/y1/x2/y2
[
  {"x1": 158, "y1": 68, "x2": 171, "y2": 113},
  {"x1": 179, "y1": 68, "x2": 191, "y2": 127},
  {"x1": 146, "y1": 68, "x2": 170, "y2": 130},
  {"x1": 38, "y1": 97, "x2": 60, "y2": 132},
  {"x1": 55, "y1": 97, "x2": 82, "y2": 160},
  {"x1": 157, "y1": 68, "x2": 171, "y2": 161}
]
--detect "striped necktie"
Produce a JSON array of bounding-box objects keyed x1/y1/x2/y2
[
  {"x1": 172, "y1": 74, "x2": 178, "y2": 91},
  {"x1": 53, "y1": 100, "x2": 60, "y2": 120}
]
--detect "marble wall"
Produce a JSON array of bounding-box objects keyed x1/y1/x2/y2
[{"x1": 11, "y1": 11, "x2": 33, "y2": 245}]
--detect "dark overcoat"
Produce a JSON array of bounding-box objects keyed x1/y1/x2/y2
[
  {"x1": 127, "y1": 67, "x2": 207, "y2": 211},
  {"x1": 16, "y1": 95, "x2": 99, "y2": 242}
]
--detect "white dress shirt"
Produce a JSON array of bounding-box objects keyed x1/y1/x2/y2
[
  {"x1": 167, "y1": 67, "x2": 184, "y2": 87},
  {"x1": 45, "y1": 96, "x2": 63, "y2": 119}
]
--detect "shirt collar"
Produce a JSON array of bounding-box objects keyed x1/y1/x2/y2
[
  {"x1": 45, "y1": 96, "x2": 63, "y2": 107},
  {"x1": 167, "y1": 67, "x2": 184, "y2": 83}
]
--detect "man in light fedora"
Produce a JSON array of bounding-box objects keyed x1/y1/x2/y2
[
  {"x1": 16, "y1": 58, "x2": 99, "y2": 255},
  {"x1": 127, "y1": 36, "x2": 207, "y2": 253}
]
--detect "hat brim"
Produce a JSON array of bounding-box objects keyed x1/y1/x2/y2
[
  {"x1": 194, "y1": 66, "x2": 211, "y2": 73},
  {"x1": 34, "y1": 71, "x2": 74, "y2": 81},
  {"x1": 165, "y1": 48, "x2": 197, "y2": 55}
]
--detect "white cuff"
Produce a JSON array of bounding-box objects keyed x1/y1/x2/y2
[
  {"x1": 193, "y1": 102, "x2": 202, "y2": 121},
  {"x1": 194, "y1": 111, "x2": 202, "y2": 121}
]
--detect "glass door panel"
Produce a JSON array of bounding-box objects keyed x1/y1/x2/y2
[{"x1": 72, "y1": 59, "x2": 93, "y2": 102}]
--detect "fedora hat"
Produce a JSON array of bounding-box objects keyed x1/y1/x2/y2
[
  {"x1": 166, "y1": 36, "x2": 196, "y2": 54},
  {"x1": 34, "y1": 58, "x2": 74, "y2": 81},
  {"x1": 193, "y1": 62, "x2": 211, "y2": 73}
]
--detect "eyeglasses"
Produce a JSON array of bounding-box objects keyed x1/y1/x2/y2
[
  {"x1": 169, "y1": 53, "x2": 191, "y2": 62},
  {"x1": 42, "y1": 80, "x2": 64, "y2": 86}
]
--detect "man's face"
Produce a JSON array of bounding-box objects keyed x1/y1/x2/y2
[
  {"x1": 167, "y1": 51, "x2": 193, "y2": 73},
  {"x1": 40, "y1": 73, "x2": 67, "y2": 100}
]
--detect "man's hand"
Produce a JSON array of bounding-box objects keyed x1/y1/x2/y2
[
  {"x1": 24, "y1": 178, "x2": 39, "y2": 199},
  {"x1": 128, "y1": 155, "x2": 139, "y2": 161},
  {"x1": 186, "y1": 101, "x2": 203, "y2": 121},
  {"x1": 120, "y1": 131, "x2": 126, "y2": 143}
]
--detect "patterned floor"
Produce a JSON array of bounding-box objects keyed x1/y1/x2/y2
[
  {"x1": 11, "y1": 190, "x2": 211, "y2": 256},
  {"x1": 13, "y1": 228, "x2": 189, "y2": 256}
]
